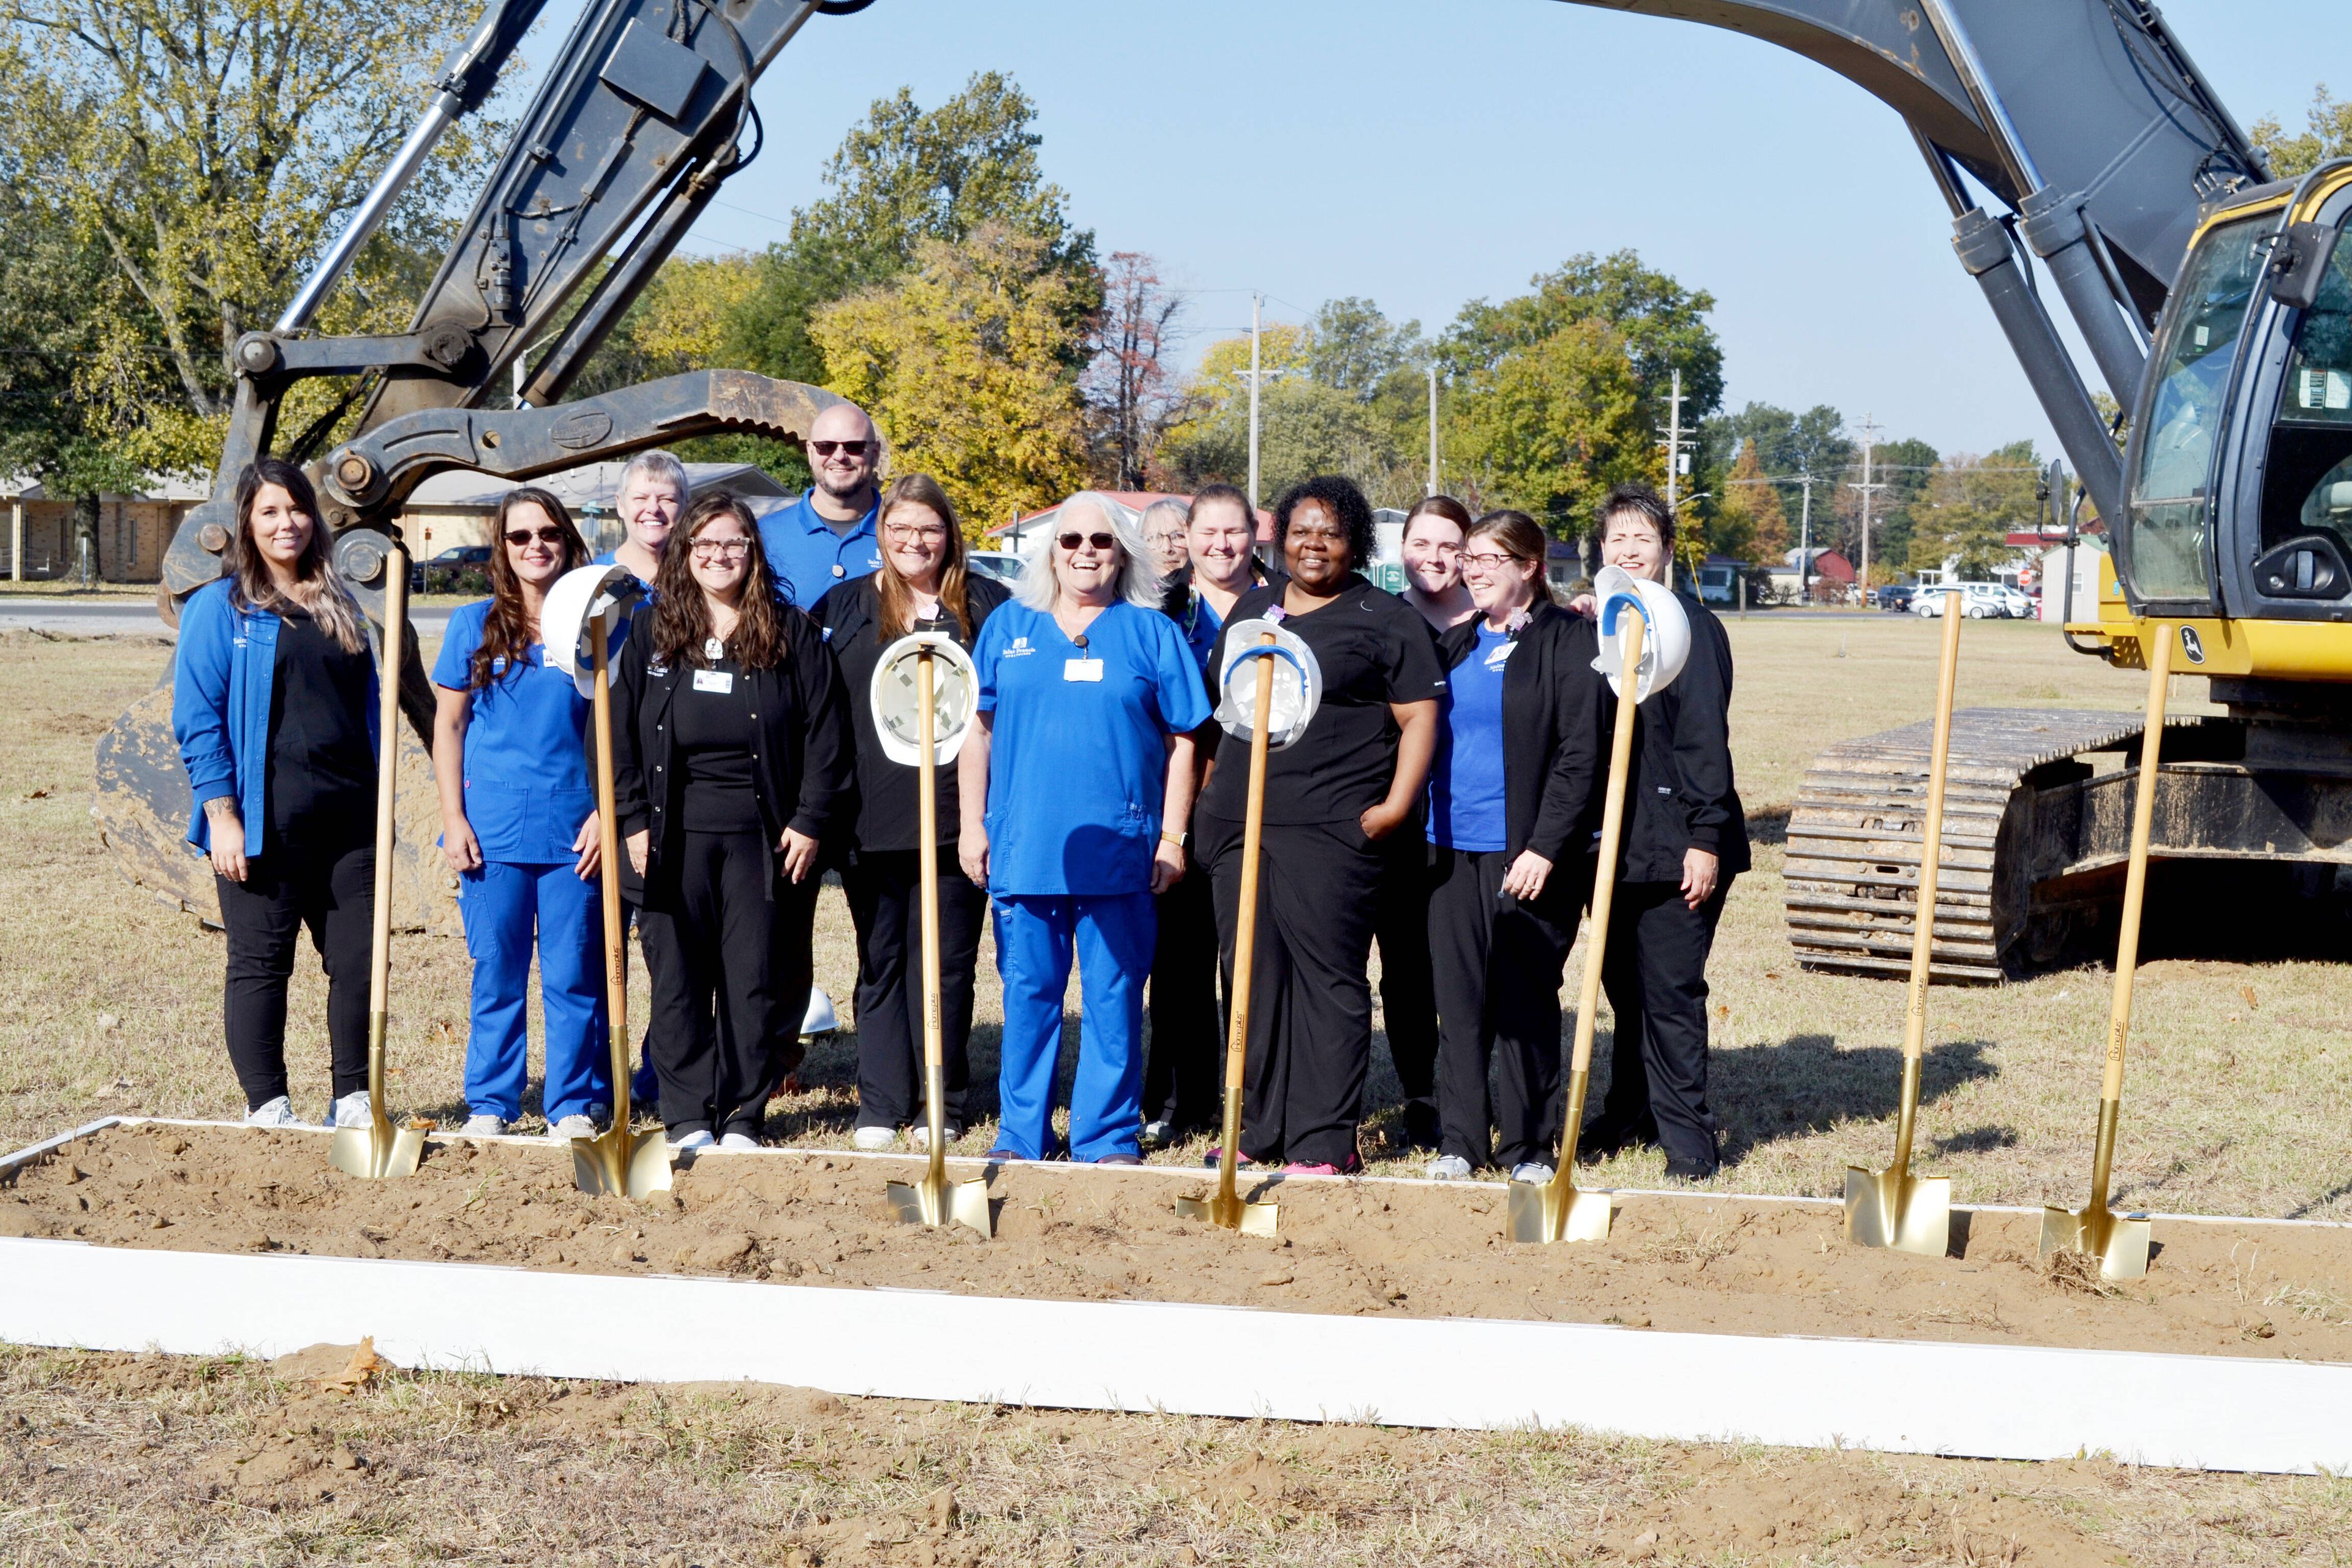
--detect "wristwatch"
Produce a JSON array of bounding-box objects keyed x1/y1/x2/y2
[{"x1": 1161, "y1": 829, "x2": 1189, "y2": 848}]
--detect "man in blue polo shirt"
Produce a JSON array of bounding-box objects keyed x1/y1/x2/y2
[{"x1": 758, "y1": 401, "x2": 886, "y2": 606}]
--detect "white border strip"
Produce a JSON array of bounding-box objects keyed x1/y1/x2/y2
[{"x1": 2, "y1": 1237, "x2": 2345, "y2": 1474}]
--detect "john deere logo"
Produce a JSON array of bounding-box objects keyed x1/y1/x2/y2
[{"x1": 2179, "y1": 626, "x2": 2206, "y2": 665}]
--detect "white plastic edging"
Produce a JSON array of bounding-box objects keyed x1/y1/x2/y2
[{"x1": 3, "y1": 1237, "x2": 2346, "y2": 1475}]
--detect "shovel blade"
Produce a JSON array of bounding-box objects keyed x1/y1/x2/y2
[
  {"x1": 571, "y1": 1129, "x2": 673, "y2": 1199},
  {"x1": 1844, "y1": 1167, "x2": 1952, "y2": 1257},
  {"x1": 2040, "y1": 1202, "x2": 2152, "y2": 1281},
  {"x1": 328, "y1": 1124, "x2": 425, "y2": 1181},
  {"x1": 1175, "y1": 1190, "x2": 1280, "y2": 1236},
  {"x1": 1506, "y1": 1177, "x2": 1613, "y2": 1244},
  {"x1": 886, "y1": 1174, "x2": 994, "y2": 1237}
]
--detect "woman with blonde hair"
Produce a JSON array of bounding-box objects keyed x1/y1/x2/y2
[
  {"x1": 816, "y1": 474, "x2": 1011, "y2": 1152},
  {"x1": 173, "y1": 458, "x2": 380, "y2": 1129}
]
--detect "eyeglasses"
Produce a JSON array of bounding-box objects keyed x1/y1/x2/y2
[
  {"x1": 503, "y1": 526, "x2": 566, "y2": 547},
  {"x1": 1460, "y1": 551, "x2": 1524, "y2": 571},
  {"x1": 809, "y1": 440, "x2": 872, "y2": 458},
  {"x1": 1058, "y1": 532, "x2": 1117, "y2": 551},
  {"x1": 884, "y1": 522, "x2": 948, "y2": 543},
  {"x1": 690, "y1": 538, "x2": 753, "y2": 559}
]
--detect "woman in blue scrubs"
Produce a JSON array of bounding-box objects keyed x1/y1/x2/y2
[
  {"x1": 959, "y1": 494, "x2": 1211, "y2": 1164},
  {"x1": 431, "y1": 487, "x2": 611, "y2": 1139}
]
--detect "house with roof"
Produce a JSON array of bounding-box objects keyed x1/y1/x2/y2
[{"x1": 3, "y1": 473, "x2": 209, "y2": 584}]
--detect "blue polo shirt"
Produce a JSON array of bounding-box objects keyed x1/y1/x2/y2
[
  {"x1": 590, "y1": 549, "x2": 652, "y2": 597},
  {"x1": 973, "y1": 600, "x2": 1212, "y2": 896},
  {"x1": 753, "y1": 489, "x2": 882, "y2": 608},
  {"x1": 431, "y1": 601, "x2": 603, "y2": 864},
  {"x1": 1428, "y1": 624, "x2": 1510, "y2": 851}
]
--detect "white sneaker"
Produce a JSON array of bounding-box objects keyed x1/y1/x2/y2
[
  {"x1": 549, "y1": 1114, "x2": 597, "y2": 1141},
  {"x1": 329, "y1": 1091, "x2": 372, "y2": 1128},
  {"x1": 243, "y1": 1096, "x2": 305, "y2": 1129},
  {"x1": 1425, "y1": 1154, "x2": 1473, "y2": 1181},
  {"x1": 851, "y1": 1125, "x2": 900, "y2": 1152},
  {"x1": 1140, "y1": 1118, "x2": 1175, "y2": 1148},
  {"x1": 907, "y1": 1123, "x2": 962, "y2": 1153},
  {"x1": 460, "y1": 1113, "x2": 508, "y2": 1137},
  {"x1": 718, "y1": 1131, "x2": 762, "y2": 1152},
  {"x1": 1509, "y1": 1162, "x2": 1556, "y2": 1186},
  {"x1": 671, "y1": 1129, "x2": 715, "y2": 1152}
]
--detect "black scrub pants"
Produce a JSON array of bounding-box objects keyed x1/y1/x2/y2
[
  {"x1": 215, "y1": 829, "x2": 374, "y2": 1112},
  {"x1": 1373, "y1": 828, "x2": 1441, "y2": 1147},
  {"x1": 1142, "y1": 845, "x2": 1219, "y2": 1133},
  {"x1": 842, "y1": 848, "x2": 983, "y2": 1131},
  {"x1": 1594, "y1": 878, "x2": 1730, "y2": 1174},
  {"x1": 1200, "y1": 812, "x2": 1382, "y2": 1169},
  {"x1": 638, "y1": 829, "x2": 820, "y2": 1140},
  {"x1": 1426, "y1": 846, "x2": 1583, "y2": 1170}
]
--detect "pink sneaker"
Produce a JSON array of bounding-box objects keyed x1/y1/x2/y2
[{"x1": 1280, "y1": 1161, "x2": 1342, "y2": 1176}]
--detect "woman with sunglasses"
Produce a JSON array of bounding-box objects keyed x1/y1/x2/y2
[
  {"x1": 612, "y1": 492, "x2": 852, "y2": 1151},
  {"x1": 1422, "y1": 510, "x2": 1602, "y2": 1183},
  {"x1": 960, "y1": 494, "x2": 1210, "y2": 1164},
  {"x1": 1197, "y1": 477, "x2": 1445, "y2": 1175},
  {"x1": 431, "y1": 488, "x2": 614, "y2": 1139},
  {"x1": 816, "y1": 473, "x2": 1010, "y2": 1154}
]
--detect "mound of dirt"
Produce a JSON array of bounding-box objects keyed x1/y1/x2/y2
[{"x1": 6, "y1": 1121, "x2": 2350, "y2": 1362}]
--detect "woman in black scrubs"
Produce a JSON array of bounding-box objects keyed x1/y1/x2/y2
[
  {"x1": 1197, "y1": 477, "x2": 1444, "y2": 1174},
  {"x1": 1580, "y1": 483, "x2": 1749, "y2": 1182},
  {"x1": 1423, "y1": 510, "x2": 1602, "y2": 1182},
  {"x1": 613, "y1": 492, "x2": 851, "y2": 1152},
  {"x1": 816, "y1": 473, "x2": 1009, "y2": 1153}
]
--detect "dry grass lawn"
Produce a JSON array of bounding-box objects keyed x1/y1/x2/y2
[{"x1": 5, "y1": 614, "x2": 2351, "y2": 1564}]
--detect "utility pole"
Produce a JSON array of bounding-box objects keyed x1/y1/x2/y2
[
  {"x1": 1849, "y1": 413, "x2": 1887, "y2": 603},
  {"x1": 1796, "y1": 472, "x2": 1814, "y2": 603},
  {"x1": 1247, "y1": 292, "x2": 1264, "y2": 513},
  {"x1": 1427, "y1": 364, "x2": 1439, "y2": 496},
  {"x1": 1658, "y1": 369, "x2": 1689, "y2": 514}
]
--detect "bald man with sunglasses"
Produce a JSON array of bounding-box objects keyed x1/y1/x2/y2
[{"x1": 757, "y1": 402, "x2": 888, "y2": 607}]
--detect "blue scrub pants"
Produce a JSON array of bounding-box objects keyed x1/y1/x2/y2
[
  {"x1": 991, "y1": 892, "x2": 1155, "y2": 1161},
  {"x1": 458, "y1": 860, "x2": 609, "y2": 1121}
]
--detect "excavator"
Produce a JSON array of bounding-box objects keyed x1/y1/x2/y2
[{"x1": 90, "y1": 0, "x2": 2352, "y2": 979}]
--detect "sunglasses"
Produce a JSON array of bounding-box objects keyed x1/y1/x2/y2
[
  {"x1": 503, "y1": 526, "x2": 567, "y2": 546},
  {"x1": 1058, "y1": 531, "x2": 1117, "y2": 551},
  {"x1": 809, "y1": 439, "x2": 872, "y2": 458}
]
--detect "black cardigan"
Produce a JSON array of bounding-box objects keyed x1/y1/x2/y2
[
  {"x1": 813, "y1": 571, "x2": 1010, "y2": 854},
  {"x1": 1594, "y1": 591, "x2": 1751, "y2": 884},
  {"x1": 1434, "y1": 601, "x2": 1604, "y2": 915},
  {"x1": 609, "y1": 602, "x2": 852, "y2": 900}
]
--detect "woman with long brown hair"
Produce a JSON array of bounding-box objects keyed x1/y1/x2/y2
[
  {"x1": 611, "y1": 492, "x2": 852, "y2": 1151},
  {"x1": 173, "y1": 457, "x2": 380, "y2": 1128},
  {"x1": 815, "y1": 474, "x2": 1009, "y2": 1152},
  {"x1": 429, "y1": 487, "x2": 614, "y2": 1139}
]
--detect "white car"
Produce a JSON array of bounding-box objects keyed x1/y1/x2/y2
[
  {"x1": 967, "y1": 550, "x2": 1023, "y2": 584},
  {"x1": 1914, "y1": 582, "x2": 2026, "y2": 619}
]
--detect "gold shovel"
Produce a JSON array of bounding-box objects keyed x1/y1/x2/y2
[
  {"x1": 2041, "y1": 623, "x2": 2172, "y2": 1280},
  {"x1": 330, "y1": 527, "x2": 426, "y2": 1180},
  {"x1": 573, "y1": 609, "x2": 672, "y2": 1199},
  {"x1": 886, "y1": 644, "x2": 991, "y2": 1235},
  {"x1": 1507, "y1": 612, "x2": 1648, "y2": 1245},
  {"x1": 1845, "y1": 592, "x2": 1961, "y2": 1256},
  {"x1": 1178, "y1": 631, "x2": 1283, "y2": 1237}
]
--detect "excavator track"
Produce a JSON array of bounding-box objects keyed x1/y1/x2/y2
[{"x1": 1784, "y1": 709, "x2": 2167, "y2": 982}]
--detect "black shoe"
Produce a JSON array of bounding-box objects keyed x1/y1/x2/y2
[
  {"x1": 1662, "y1": 1157, "x2": 1719, "y2": 1183},
  {"x1": 1577, "y1": 1116, "x2": 1657, "y2": 1163},
  {"x1": 1399, "y1": 1104, "x2": 1441, "y2": 1152}
]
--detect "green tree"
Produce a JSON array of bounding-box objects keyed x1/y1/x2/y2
[
  {"x1": 729, "y1": 72, "x2": 1097, "y2": 391},
  {"x1": 1308, "y1": 297, "x2": 1425, "y2": 399},
  {"x1": 1856, "y1": 435, "x2": 1939, "y2": 568},
  {"x1": 1161, "y1": 377, "x2": 1404, "y2": 505},
  {"x1": 1444, "y1": 250, "x2": 1724, "y2": 430},
  {"x1": 1905, "y1": 440, "x2": 2042, "y2": 576},
  {"x1": 1703, "y1": 402, "x2": 1855, "y2": 522},
  {"x1": 1449, "y1": 318, "x2": 1653, "y2": 533},
  {"x1": 2252, "y1": 86, "x2": 2352, "y2": 180}
]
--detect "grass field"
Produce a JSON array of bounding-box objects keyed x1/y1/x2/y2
[{"x1": 5, "y1": 613, "x2": 2351, "y2": 1564}]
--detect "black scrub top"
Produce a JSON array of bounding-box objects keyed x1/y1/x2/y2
[
  {"x1": 671, "y1": 655, "x2": 764, "y2": 834},
  {"x1": 1198, "y1": 573, "x2": 1448, "y2": 827},
  {"x1": 267, "y1": 605, "x2": 375, "y2": 837}
]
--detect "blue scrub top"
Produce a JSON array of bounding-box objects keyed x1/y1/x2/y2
[
  {"x1": 753, "y1": 489, "x2": 883, "y2": 608},
  {"x1": 974, "y1": 600, "x2": 1212, "y2": 896},
  {"x1": 431, "y1": 601, "x2": 601, "y2": 864},
  {"x1": 1428, "y1": 624, "x2": 1510, "y2": 851},
  {"x1": 589, "y1": 549, "x2": 652, "y2": 598},
  {"x1": 1169, "y1": 586, "x2": 1225, "y2": 674}
]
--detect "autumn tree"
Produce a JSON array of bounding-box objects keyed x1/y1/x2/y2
[
  {"x1": 1905, "y1": 441, "x2": 2042, "y2": 576},
  {"x1": 812, "y1": 224, "x2": 1090, "y2": 535},
  {"x1": 1160, "y1": 379, "x2": 1398, "y2": 503},
  {"x1": 1711, "y1": 441, "x2": 1788, "y2": 565},
  {"x1": 1084, "y1": 252, "x2": 1185, "y2": 490}
]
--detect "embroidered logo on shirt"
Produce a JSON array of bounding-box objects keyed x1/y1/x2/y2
[{"x1": 1004, "y1": 635, "x2": 1036, "y2": 658}]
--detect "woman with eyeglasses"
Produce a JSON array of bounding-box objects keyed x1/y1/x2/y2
[
  {"x1": 1197, "y1": 477, "x2": 1445, "y2": 1175},
  {"x1": 431, "y1": 488, "x2": 614, "y2": 1139},
  {"x1": 816, "y1": 474, "x2": 1010, "y2": 1155},
  {"x1": 1421, "y1": 510, "x2": 1602, "y2": 1183},
  {"x1": 960, "y1": 494, "x2": 1210, "y2": 1164},
  {"x1": 612, "y1": 492, "x2": 852, "y2": 1152}
]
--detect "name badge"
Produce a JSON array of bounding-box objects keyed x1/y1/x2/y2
[
  {"x1": 693, "y1": 669, "x2": 734, "y2": 694},
  {"x1": 1063, "y1": 658, "x2": 1104, "y2": 683}
]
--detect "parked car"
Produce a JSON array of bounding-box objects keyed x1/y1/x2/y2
[
  {"x1": 1913, "y1": 581, "x2": 2027, "y2": 619},
  {"x1": 967, "y1": 549, "x2": 1023, "y2": 584},
  {"x1": 413, "y1": 545, "x2": 492, "y2": 594},
  {"x1": 1875, "y1": 582, "x2": 1919, "y2": 613}
]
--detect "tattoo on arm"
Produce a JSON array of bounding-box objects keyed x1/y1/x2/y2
[{"x1": 204, "y1": 796, "x2": 241, "y2": 824}]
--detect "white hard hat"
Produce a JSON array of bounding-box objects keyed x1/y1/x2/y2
[
  {"x1": 869, "y1": 633, "x2": 979, "y2": 766},
  {"x1": 801, "y1": 987, "x2": 839, "y2": 1039},
  {"x1": 541, "y1": 564, "x2": 646, "y2": 697},
  {"x1": 1591, "y1": 564, "x2": 1691, "y2": 703},
  {"x1": 1214, "y1": 618, "x2": 1322, "y2": 750}
]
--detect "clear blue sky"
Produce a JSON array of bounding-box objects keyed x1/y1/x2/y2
[{"x1": 537, "y1": 0, "x2": 2350, "y2": 461}]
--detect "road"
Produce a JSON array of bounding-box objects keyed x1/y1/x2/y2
[{"x1": 0, "y1": 597, "x2": 457, "y2": 638}]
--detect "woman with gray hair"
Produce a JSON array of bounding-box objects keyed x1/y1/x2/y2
[
  {"x1": 593, "y1": 448, "x2": 689, "y2": 592},
  {"x1": 959, "y1": 494, "x2": 1212, "y2": 1163}
]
